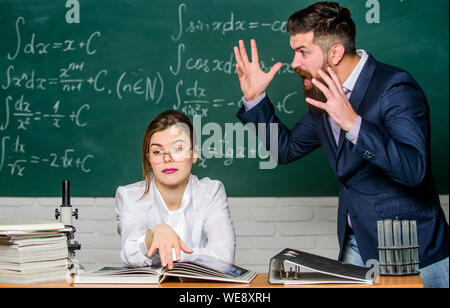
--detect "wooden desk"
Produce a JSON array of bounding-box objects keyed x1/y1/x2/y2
[{"x1": 0, "y1": 273, "x2": 423, "y2": 288}]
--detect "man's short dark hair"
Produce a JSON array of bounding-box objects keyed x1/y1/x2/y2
[{"x1": 286, "y1": 1, "x2": 357, "y2": 56}]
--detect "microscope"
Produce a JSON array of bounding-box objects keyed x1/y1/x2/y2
[{"x1": 55, "y1": 180, "x2": 83, "y2": 273}]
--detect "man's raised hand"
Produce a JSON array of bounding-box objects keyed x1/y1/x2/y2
[
  {"x1": 233, "y1": 39, "x2": 282, "y2": 101},
  {"x1": 306, "y1": 66, "x2": 358, "y2": 132}
]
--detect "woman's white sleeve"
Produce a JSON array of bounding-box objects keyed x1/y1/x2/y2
[
  {"x1": 115, "y1": 187, "x2": 156, "y2": 267},
  {"x1": 193, "y1": 182, "x2": 236, "y2": 263}
]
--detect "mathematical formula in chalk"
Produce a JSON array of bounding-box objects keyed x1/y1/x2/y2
[
  {"x1": 171, "y1": 3, "x2": 287, "y2": 41},
  {"x1": 1, "y1": 135, "x2": 93, "y2": 176},
  {"x1": 1, "y1": 4, "x2": 298, "y2": 181},
  {"x1": 1, "y1": 95, "x2": 89, "y2": 131}
]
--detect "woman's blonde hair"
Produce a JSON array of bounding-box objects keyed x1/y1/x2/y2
[{"x1": 140, "y1": 110, "x2": 195, "y2": 199}]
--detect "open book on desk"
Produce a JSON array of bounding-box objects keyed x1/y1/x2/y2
[
  {"x1": 74, "y1": 254, "x2": 257, "y2": 284},
  {"x1": 269, "y1": 248, "x2": 375, "y2": 285}
]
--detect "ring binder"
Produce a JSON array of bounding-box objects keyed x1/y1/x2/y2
[{"x1": 268, "y1": 248, "x2": 374, "y2": 285}]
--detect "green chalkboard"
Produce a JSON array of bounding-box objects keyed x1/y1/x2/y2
[{"x1": 0, "y1": 0, "x2": 448, "y2": 196}]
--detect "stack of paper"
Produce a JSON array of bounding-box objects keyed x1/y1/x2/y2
[{"x1": 0, "y1": 220, "x2": 69, "y2": 285}]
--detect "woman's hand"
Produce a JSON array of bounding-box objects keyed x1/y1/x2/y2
[{"x1": 145, "y1": 224, "x2": 193, "y2": 269}]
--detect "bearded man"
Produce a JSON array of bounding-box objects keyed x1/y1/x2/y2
[{"x1": 234, "y1": 2, "x2": 448, "y2": 288}]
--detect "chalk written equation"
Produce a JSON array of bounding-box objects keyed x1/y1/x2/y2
[
  {"x1": 171, "y1": 3, "x2": 287, "y2": 41},
  {"x1": 7, "y1": 17, "x2": 100, "y2": 60},
  {"x1": 1, "y1": 16, "x2": 103, "y2": 177},
  {"x1": 1, "y1": 95, "x2": 89, "y2": 130},
  {"x1": 0, "y1": 135, "x2": 93, "y2": 176},
  {"x1": 2, "y1": 63, "x2": 165, "y2": 104},
  {"x1": 3, "y1": 17, "x2": 164, "y2": 103},
  {"x1": 168, "y1": 3, "x2": 296, "y2": 121}
]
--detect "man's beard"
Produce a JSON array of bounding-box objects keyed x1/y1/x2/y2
[{"x1": 296, "y1": 64, "x2": 328, "y2": 112}]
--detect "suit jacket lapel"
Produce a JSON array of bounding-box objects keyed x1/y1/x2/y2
[{"x1": 336, "y1": 53, "x2": 377, "y2": 158}]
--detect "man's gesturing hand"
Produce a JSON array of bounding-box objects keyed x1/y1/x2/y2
[
  {"x1": 306, "y1": 66, "x2": 358, "y2": 132},
  {"x1": 234, "y1": 39, "x2": 282, "y2": 101}
]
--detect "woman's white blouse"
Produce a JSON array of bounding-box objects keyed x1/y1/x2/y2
[{"x1": 115, "y1": 175, "x2": 235, "y2": 268}]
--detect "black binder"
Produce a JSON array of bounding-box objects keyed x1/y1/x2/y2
[{"x1": 269, "y1": 248, "x2": 375, "y2": 285}]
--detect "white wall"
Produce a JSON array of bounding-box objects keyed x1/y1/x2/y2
[{"x1": 0, "y1": 195, "x2": 448, "y2": 273}]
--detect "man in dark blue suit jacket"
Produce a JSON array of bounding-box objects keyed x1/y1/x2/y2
[{"x1": 234, "y1": 2, "x2": 448, "y2": 287}]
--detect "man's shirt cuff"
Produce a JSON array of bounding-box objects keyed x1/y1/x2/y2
[
  {"x1": 345, "y1": 115, "x2": 362, "y2": 145},
  {"x1": 242, "y1": 92, "x2": 266, "y2": 111}
]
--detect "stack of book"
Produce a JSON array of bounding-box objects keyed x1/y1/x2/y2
[{"x1": 0, "y1": 219, "x2": 69, "y2": 285}]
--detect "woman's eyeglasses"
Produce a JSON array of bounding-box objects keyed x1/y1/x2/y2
[{"x1": 148, "y1": 142, "x2": 193, "y2": 163}]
